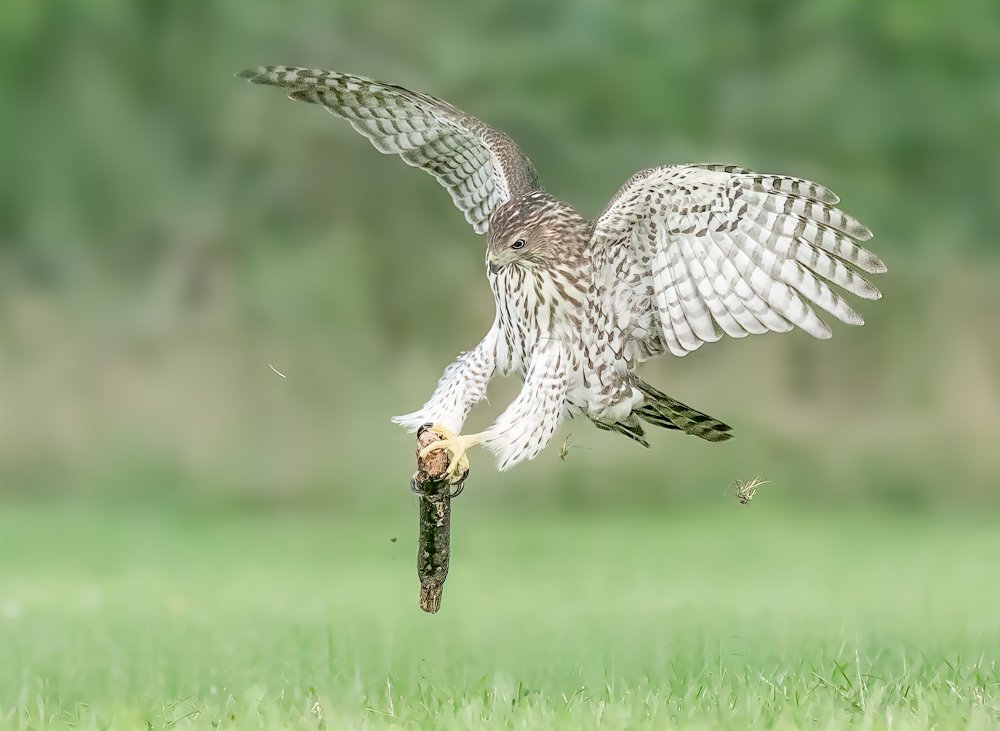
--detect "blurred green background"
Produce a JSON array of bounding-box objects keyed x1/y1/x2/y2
[
  {"x1": 4, "y1": 3, "x2": 1000, "y2": 728},
  {"x1": 2, "y1": 0, "x2": 999, "y2": 511}
]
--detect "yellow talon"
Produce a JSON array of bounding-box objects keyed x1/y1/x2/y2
[{"x1": 419, "y1": 424, "x2": 484, "y2": 484}]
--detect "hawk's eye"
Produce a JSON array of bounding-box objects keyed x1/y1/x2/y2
[{"x1": 511, "y1": 239, "x2": 526, "y2": 250}]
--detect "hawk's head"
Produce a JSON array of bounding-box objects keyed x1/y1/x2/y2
[{"x1": 486, "y1": 192, "x2": 588, "y2": 274}]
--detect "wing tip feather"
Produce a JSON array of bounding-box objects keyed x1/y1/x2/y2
[
  {"x1": 852, "y1": 224, "x2": 874, "y2": 241},
  {"x1": 236, "y1": 65, "x2": 276, "y2": 84},
  {"x1": 859, "y1": 286, "x2": 882, "y2": 302},
  {"x1": 287, "y1": 88, "x2": 320, "y2": 105}
]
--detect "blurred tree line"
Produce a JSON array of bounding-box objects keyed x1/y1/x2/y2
[{"x1": 1, "y1": 0, "x2": 998, "y2": 509}]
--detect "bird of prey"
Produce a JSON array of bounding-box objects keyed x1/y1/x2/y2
[{"x1": 239, "y1": 66, "x2": 885, "y2": 482}]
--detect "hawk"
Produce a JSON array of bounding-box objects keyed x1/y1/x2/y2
[{"x1": 239, "y1": 66, "x2": 885, "y2": 482}]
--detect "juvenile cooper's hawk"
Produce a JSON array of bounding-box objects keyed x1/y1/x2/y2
[{"x1": 239, "y1": 66, "x2": 885, "y2": 482}]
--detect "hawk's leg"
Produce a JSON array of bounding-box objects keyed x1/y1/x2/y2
[
  {"x1": 418, "y1": 423, "x2": 494, "y2": 485},
  {"x1": 392, "y1": 326, "x2": 498, "y2": 435}
]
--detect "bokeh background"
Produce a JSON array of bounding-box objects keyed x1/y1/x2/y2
[
  {"x1": 3, "y1": 0, "x2": 998, "y2": 511},
  {"x1": 3, "y1": 2, "x2": 1000, "y2": 728}
]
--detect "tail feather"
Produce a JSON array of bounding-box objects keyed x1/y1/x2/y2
[
  {"x1": 592, "y1": 414, "x2": 651, "y2": 448},
  {"x1": 632, "y1": 406, "x2": 682, "y2": 431},
  {"x1": 634, "y1": 381, "x2": 733, "y2": 443}
]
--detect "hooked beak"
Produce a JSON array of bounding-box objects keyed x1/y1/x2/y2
[{"x1": 487, "y1": 251, "x2": 503, "y2": 274}]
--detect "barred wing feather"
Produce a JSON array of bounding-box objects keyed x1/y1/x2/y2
[
  {"x1": 238, "y1": 66, "x2": 540, "y2": 234},
  {"x1": 590, "y1": 165, "x2": 885, "y2": 359}
]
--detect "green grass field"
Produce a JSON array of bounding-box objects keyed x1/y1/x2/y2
[{"x1": 2, "y1": 504, "x2": 999, "y2": 730}]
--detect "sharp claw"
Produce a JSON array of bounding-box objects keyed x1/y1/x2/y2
[
  {"x1": 445, "y1": 456, "x2": 469, "y2": 482},
  {"x1": 417, "y1": 423, "x2": 476, "y2": 486},
  {"x1": 419, "y1": 440, "x2": 449, "y2": 459}
]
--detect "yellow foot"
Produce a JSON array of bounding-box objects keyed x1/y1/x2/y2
[{"x1": 418, "y1": 423, "x2": 483, "y2": 484}]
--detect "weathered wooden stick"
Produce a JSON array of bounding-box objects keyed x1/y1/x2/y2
[{"x1": 413, "y1": 424, "x2": 467, "y2": 613}]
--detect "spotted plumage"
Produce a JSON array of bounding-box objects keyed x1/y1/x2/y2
[{"x1": 240, "y1": 66, "x2": 885, "y2": 472}]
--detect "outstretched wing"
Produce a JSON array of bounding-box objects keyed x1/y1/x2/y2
[
  {"x1": 590, "y1": 164, "x2": 885, "y2": 360},
  {"x1": 238, "y1": 66, "x2": 540, "y2": 234}
]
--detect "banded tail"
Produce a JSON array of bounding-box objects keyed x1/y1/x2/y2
[
  {"x1": 634, "y1": 381, "x2": 733, "y2": 443},
  {"x1": 592, "y1": 413, "x2": 652, "y2": 448}
]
